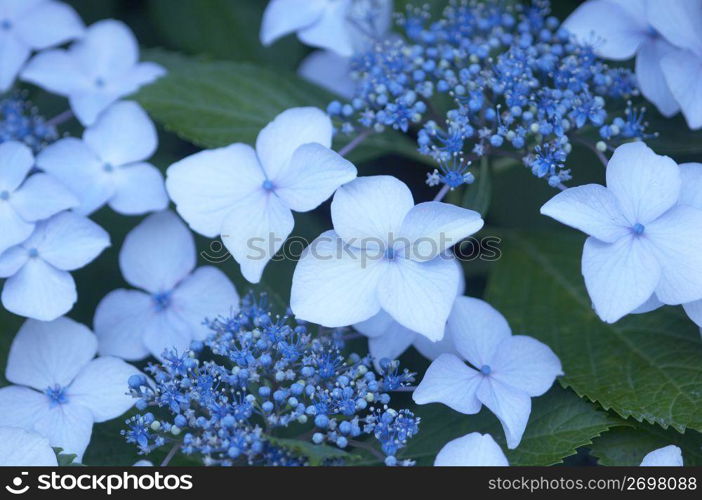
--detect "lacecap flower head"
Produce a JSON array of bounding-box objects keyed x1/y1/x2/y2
[
  {"x1": 167, "y1": 106, "x2": 357, "y2": 284},
  {"x1": 291, "y1": 175, "x2": 484, "y2": 341}
]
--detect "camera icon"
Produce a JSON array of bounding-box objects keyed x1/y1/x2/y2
[{"x1": 5, "y1": 472, "x2": 29, "y2": 495}]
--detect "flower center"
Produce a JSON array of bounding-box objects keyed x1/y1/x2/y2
[
  {"x1": 262, "y1": 179, "x2": 275, "y2": 192},
  {"x1": 45, "y1": 384, "x2": 68, "y2": 407},
  {"x1": 94, "y1": 77, "x2": 106, "y2": 88},
  {"x1": 0, "y1": 190, "x2": 9, "y2": 201},
  {"x1": 384, "y1": 247, "x2": 397, "y2": 261},
  {"x1": 153, "y1": 291, "x2": 172, "y2": 312},
  {"x1": 27, "y1": 248, "x2": 39, "y2": 258},
  {"x1": 103, "y1": 163, "x2": 114, "y2": 172},
  {"x1": 480, "y1": 364, "x2": 492, "y2": 376},
  {"x1": 1, "y1": 19, "x2": 11, "y2": 31},
  {"x1": 632, "y1": 223, "x2": 645, "y2": 236}
]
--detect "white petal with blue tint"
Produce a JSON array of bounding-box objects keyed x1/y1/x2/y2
[
  {"x1": 678, "y1": 163, "x2": 702, "y2": 208},
  {"x1": 434, "y1": 432, "x2": 509, "y2": 467},
  {"x1": 298, "y1": 50, "x2": 355, "y2": 98},
  {"x1": 27, "y1": 212, "x2": 109, "y2": 271},
  {"x1": 5, "y1": 317, "x2": 97, "y2": 390},
  {"x1": 661, "y1": 50, "x2": 702, "y2": 130},
  {"x1": 541, "y1": 184, "x2": 633, "y2": 242},
  {"x1": 490, "y1": 336, "x2": 563, "y2": 397},
  {"x1": 605, "y1": 142, "x2": 680, "y2": 224},
  {"x1": 13, "y1": 0, "x2": 84, "y2": 50},
  {"x1": 67, "y1": 357, "x2": 139, "y2": 423},
  {"x1": 0, "y1": 30, "x2": 30, "y2": 92},
  {"x1": 10, "y1": 173, "x2": 78, "y2": 222},
  {"x1": 260, "y1": 0, "x2": 326, "y2": 46},
  {"x1": 378, "y1": 256, "x2": 459, "y2": 341},
  {"x1": 0, "y1": 140, "x2": 33, "y2": 192},
  {"x1": 119, "y1": 211, "x2": 195, "y2": 294},
  {"x1": 447, "y1": 296, "x2": 511, "y2": 368},
  {"x1": 0, "y1": 246, "x2": 28, "y2": 278},
  {"x1": 109, "y1": 162, "x2": 168, "y2": 215},
  {"x1": 476, "y1": 378, "x2": 532, "y2": 449},
  {"x1": 166, "y1": 144, "x2": 265, "y2": 237},
  {"x1": 32, "y1": 402, "x2": 93, "y2": 462},
  {"x1": 0, "y1": 427, "x2": 58, "y2": 466},
  {"x1": 412, "y1": 353, "x2": 482, "y2": 414},
  {"x1": 255, "y1": 107, "x2": 332, "y2": 180},
  {"x1": 331, "y1": 176, "x2": 414, "y2": 246},
  {"x1": 220, "y1": 190, "x2": 294, "y2": 284},
  {"x1": 399, "y1": 202, "x2": 484, "y2": 261},
  {"x1": 647, "y1": 0, "x2": 702, "y2": 55},
  {"x1": 635, "y1": 39, "x2": 681, "y2": 118},
  {"x1": 1, "y1": 259, "x2": 77, "y2": 321},
  {"x1": 141, "y1": 310, "x2": 194, "y2": 360},
  {"x1": 94, "y1": 289, "x2": 153, "y2": 361},
  {"x1": 274, "y1": 143, "x2": 357, "y2": 212},
  {"x1": 582, "y1": 235, "x2": 660, "y2": 323},
  {"x1": 640, "y1": 445, "x2": 683, "y2": 466},
  {"x1": 291, "y1": 230, "x2": 385, "y2": 327},
  {"x1": 298, "y1": 0, "x2": 355, "y2": 57}
]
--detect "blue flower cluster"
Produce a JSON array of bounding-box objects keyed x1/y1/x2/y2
[
  {"x1": 328, "y1": 0, "x2": 648, "y2": 188},
  {"x1": 0, "y1": 93, "x2": 57, "y2": 151},
  {"x1": 123, "y1": 294, "x2": 419, "y2": 466}
]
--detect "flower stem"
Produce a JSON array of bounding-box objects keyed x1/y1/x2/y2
[
  {"x1": 433, "y1": 184, "x2": 450, "y2": 202},
  {"x1": 46, "y1": 109, "x2": 75, "y2": 128},
  {"x1": 160, "y1": 442, "x2": 181, "y2": 466},
  {"x1": 338, "y1": 130, "x2": 371, "y2": 157}
]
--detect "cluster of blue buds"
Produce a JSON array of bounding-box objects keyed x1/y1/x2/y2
[
  {"x1": 328, "y1": 0, "x2": 649, "y2": 189},
  {"x1": 0, "y1": 92, "x2": 57, "y2": 151},
  {"x1": 123, "y1": 294, "x2": 419, "y2": 466}
]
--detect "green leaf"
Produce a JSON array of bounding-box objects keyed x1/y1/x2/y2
[
  {"x1": 53, "y1": 448, "x2": 81, "y2": 466},
  {"x1": 402, "y1": 386, "x2": 619, "y2": 466},
  {"x1": 590, "y1": 424, "x2": 702, "y2": 466},
  {"x1": 147, "y1": 0, "x2": 306, "y2": 70},
  {"x1": 485, "y1": 230, "x2": 702, "y2": 432},
  {"x1": 267, "y1": 437, "x2": 359, "y2": 466},
  {"x1": 136, "y1": 55, "x2": 432, "y2": 167},
  {"x1": 461, "y1": 156, "x2": 492, "y2": 215}
]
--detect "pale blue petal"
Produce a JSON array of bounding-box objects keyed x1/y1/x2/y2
[
  {"x1": 298, "y1": 50, "x2": 355, "y2": 98},
  {"x1": 635, "y1": 39, "x2": 680, "y2": 117},
  {"x1": 119, "y1": 210, "x2": 195, "y2": 293},
  {"x1": 291, "y1": 230, "x2": 385, "y2": 327},
  {"x1": 273, "y1": 143, "x2": 357, "y2": 213},
  {"x1": 434, "y1": 433, "x2": 509, "y2": 467},
  {"x1": 6, "y1": 317, "x2": 97, "y2": 390},
  {"x1": 647, "y1": 0, "x2": 702, "y2": 55},
  {"x1": 260, "y1": 0, "x2": 326, "y2": 45},
  {"x1": 490, "y1": 336, "x2": 563, "y2": 397},
  {"x1": 0, "y1": 246, "x2": 28, "y2": 278},
  {"x1": 0, "y1": 140, "x2": 33, "y2": 192},
  {"x1": 298, "y1": 0, "x2": 355, "y2": 56},
  {"x1": 605, "y1": 142, "x2": 680, "y2": 224},
  {"x1": 678, "y1": 163, "x2": 702, "y2": 208},
  {"x1": 14, "y1": 0, "x2": 84, "y2": 50},
  {"x1": 661, "y1": 49, "x2": 702, "y2": 130},
  {"x1": 640, "y1": 445, "x2": 683, "y2": 466},
  {"x1": 109, "y1": 162, "x2": 168, "y2": 215},
  {"x1": 94, "y1": 289, "x2": 153, "y2": 361},
  {"x1": 582, "y1": 235, "x2": 660, "y2": 323},
  {"x1": 477, "y1": 378, "x2": 531, "y2": 449},
  {"x1": 0, "y1": 427, "x2": 58, "y2": 466},
  {"x1": 412, "y1": 353, "x2": 483, "y2": 414},
  {"x1": 541, "y1": 184, "x2": 630, "y2": 242},
  {"x1": 683, "y1": 300, "x2": 702, "y2": 327},
  {"x1": 32, "y1": 402, "x2": 93, "y2": 462},
  {"x1": 11, "y1": 173, "x2": 79, "y2": 222},
  {"x1": 0, "y1": 31, "x2": 29, "y2": 92}
]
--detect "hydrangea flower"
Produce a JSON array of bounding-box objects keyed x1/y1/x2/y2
[
  {"x1": 640, "y1": 445, "x2": 683, "y2": 466},
  {"x1": 0, "y1": 140, "x2": 78, "y2": 255},
  {"x1": 124, "y1": 294, "x2": 418, "y2": 466},
  {"x1": 95, "y1": 210, "x2": 239, "y2": 360},
  {"x1": 297, "y1": 0, "x2": 393, "y2": 98},
  {"x1": 261, "y1": 0, "x2": 376, "y2": 57},
  {"x1": 0, "y1": 427, "x2": 58, "y2": 466},
  {"x1": 354, "y1": 267, "x2": 465, "y2": 363},
  {"x1": 36, "y1": 101, "x2": 168, "y2": 216},
  {"x1": 0, "y1": 211, "x2": 109, "y2": 320},
  {"x1": 0, "y1": 0, "x2": 84, "y2": 91},
  {"x1": 541, "y1": 142, "x2": 702, "y2": 323},
  {"x1": 0, "y1": 317, "x2": 140, "y2": 461},
  {"x1": 167, "y1": 107, "x2": 357, "y2": 284},
  {"x1": 564, "y1": 0, "x2": 702, "y2": 128},
  {"x1": 291, "y1": 175, "x2": 483, "y2": 340},
  {"x1": 412, "y1": 297, "x2": 562, "y2": 449},
  {"x1": 434, "y1": 432, "x2": 509, "y2": 467},
  {"x1": 20, "y1": 19, "x2": 165, "y2": 125}
]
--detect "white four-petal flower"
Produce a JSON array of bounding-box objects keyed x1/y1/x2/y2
[
  {"x1": 0, "y1": 140, "x2": 78, "y2": 255},
  {"x1": 412, "y1": 297, "x2": 562, "y2": 449},
  {"x1": 291, "y1": 175, "x2": 483, "y2": 341},
  {"x1": 434, "y1": 432, "x2": 509, "y2": 467},
  {"x1": 0, "y1": 317, "x2": 140, "y2": 461},
  {"x1": 167, "y1": 107, "x2": 357, "y2": 284},
  {"x1": 640, "y1": 445, "x2": 683, "y2": 466},
  {"x1": 0, "y1": 211, "x2": 110, "y2": 321},
  {"x1": 541, "y1": 142, "x2": 702, "y2": 323},
  {"x1": 20, "y1": 19, "x2": 165, "y2": 125},
  {"x1": 0, "y1": 427, "x2": 58, "y2": 466},
  {"x1": 0, "y1": 0, "x2": 84, "y2": 91},
  {"x1": 37, "y1": 100, "x2": 168, "y2": 216},
  {"x1": 564, "y1": 0, "x2": 702, "y2": 128},
  {"x1": 95, "y1": 210, "x2": 239, "y2": 360}
]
